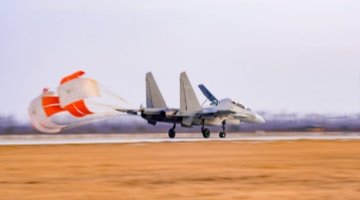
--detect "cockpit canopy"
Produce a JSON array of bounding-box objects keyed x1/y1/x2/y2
[{"x1": 231, "y1": 99, "x2": 251, "y2": 111}]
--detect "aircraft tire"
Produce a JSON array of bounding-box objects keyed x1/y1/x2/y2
[
  {"x1": 219, "y1": 132, "x2": 226, "y2": 138},
  {"x1": 168, "y1": 129, "x2": 176, "y2": 139},
  {"x1": 202, "y1": 128, "x2": 210, "y2": 138}
]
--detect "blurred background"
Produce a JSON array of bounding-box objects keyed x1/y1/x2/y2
[{"x1": 1, "y1": 112, "x2": 360, "y2": 134}]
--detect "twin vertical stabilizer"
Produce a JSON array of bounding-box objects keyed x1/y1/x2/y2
[
  {"x1": 146, "y1": 72, "x2": 167, "y2": 108},
  {"x1": 180, "y1": 72, "x2": 201, "y2": 114},
  {"x1": 145, "y1": 71, "x2": 201, "y2": 127}
]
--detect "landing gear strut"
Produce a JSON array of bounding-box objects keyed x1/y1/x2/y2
[
  {"x1": 219, "y1": 120, "x2": 226, "y2": 138},
  {"x1": 168, "y1": 123, "x2": 176, "y2": 139},
  {"x1": 201, "y1": 119, "x2": 210, "y2": 138}
]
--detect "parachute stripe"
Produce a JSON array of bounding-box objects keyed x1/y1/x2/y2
[
  {"x1": 42, "y1": 96, "x2": 60, "y2": 106},
  {"x1": 42, "y1": 96, "x2": 65, "y2": 117},
  {"x1": 63, "y1": 100, "x2": 93, "y2": 117},
  {"x1": 60, "y1": 70, "x2": 85, "y2": 84},
  {"x1": 65, "y1": 103, "x2": 85, "y2": 117},
  {"x1": 74, "y1": 100, "x2": 93, "y2": 115},
  {"x1": 44, "y1": 106, "x2": 65, "y2": 117}
]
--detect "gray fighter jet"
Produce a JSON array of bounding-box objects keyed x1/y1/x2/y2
[{"x1": 121, "y1": 72, "x2": 265, "y2": 138}]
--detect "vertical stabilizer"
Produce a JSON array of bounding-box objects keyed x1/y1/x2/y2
[
  {"x1": 180, "y1": 72, "x2": 201, "y2": 114},
  {"x1": 146, "y1": 72, "x2": 167, "y2": 108}
]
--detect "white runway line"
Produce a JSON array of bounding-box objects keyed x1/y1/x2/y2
[{"x1": 1, "y1": 135, "x2": 360, "y2": 146}]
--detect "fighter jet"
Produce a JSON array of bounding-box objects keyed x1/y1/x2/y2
[{"x1": 121, "y1": 71, "x2": 265, "y2": 138}]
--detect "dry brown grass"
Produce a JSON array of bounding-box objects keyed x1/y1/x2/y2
[{"x1": 1, "y1": 140, "x2": 360, "y2": 200}]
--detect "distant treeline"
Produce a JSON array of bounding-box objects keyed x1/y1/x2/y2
[{"x1": 1, "y1": 112, "x2": 360, "y2": 134}]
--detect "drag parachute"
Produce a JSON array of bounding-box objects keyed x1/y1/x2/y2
[
  {"x1": 57, "y1": 70, "x2": 100, "y2": 117},
  {"x1": 29, "y1": 91, "x2": 66, "y2": 133},
  {"x1": 29, "y1": 70, "x2": 131, "y2": 133}
]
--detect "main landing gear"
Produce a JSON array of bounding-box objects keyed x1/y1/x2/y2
[
  {"x1": 219, "y1": 120, "x2": 226, "y2": 138},
  {"x1": 169, "y1": 120, "x2": 226, "y2": 139},
  {"x1": 201, "y1": 119, "x2": 210, "y2": 138},
  {"x1": 200, "y1": 120, "x2": 227, "y2": 138},
  {"x1": 168, "y1": 123, "x2": 176, "y2": 139}
]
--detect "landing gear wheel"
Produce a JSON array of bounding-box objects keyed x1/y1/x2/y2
[
  {"x1": 168, "y1": 124, "x2": 176, "y2": 139},
  {"x1": 219, "y1": 131, "x2": 226, "y2": 138},
  {"x1": 168, "y1": 128, "x2": 176, "y2": 139},
  {"x1": 202, "y1": 128, "x2": 210, "y2": 138},
  {"x1": 219, "y1": 120, "x2": 226, "y2": 138}
]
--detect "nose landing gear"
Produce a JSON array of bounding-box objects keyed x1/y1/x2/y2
[{"x1": 219, "y1": 120, "x2": 226, "y2": 138}]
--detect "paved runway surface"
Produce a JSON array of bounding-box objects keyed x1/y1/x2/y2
[{"x1": 1, "y1": 133, "x2": 360, "y2": 145}]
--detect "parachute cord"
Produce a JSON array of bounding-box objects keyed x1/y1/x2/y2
[
  {"x1": 98, "y1": 83, "x2": 136, "y2": 108},
  {"x1": 87, "y1": 101, "x2": 124, "y2": 110},
  {"x1": 97, "y1": 84, "x2": 137, "y2": 108},
  {"x1": 62, "y1": 112, "x2": 121, "y2": 131}
]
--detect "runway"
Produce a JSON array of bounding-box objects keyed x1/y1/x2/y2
[
  {"x1": 1, "y1": 137, "x2": 360, "y2": 200},
  {"x1": 1, "y1": 132, "x2": 360, "y2": 145}
]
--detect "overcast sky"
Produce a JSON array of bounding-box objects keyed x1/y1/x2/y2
[{"x1": 1, "y1": 0, "x2": 360, "y2": 122}]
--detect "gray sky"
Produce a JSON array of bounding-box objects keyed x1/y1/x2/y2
[{"x1": 1, "y1": 0, "x2": 360, "y2": 122}]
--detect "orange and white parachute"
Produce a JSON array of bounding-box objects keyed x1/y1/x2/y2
[
  {"x1": 57, "y1": 70, "x2": 100, "y2": 117},
  {"x1": 29, "y1": 91, "x2": 66, "y2": 133},
  {"x1": 29, "y1": 70, "x2": 130, "y2": 133}
]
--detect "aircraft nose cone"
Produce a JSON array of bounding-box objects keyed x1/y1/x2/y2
[{"x1": 254, "y1": 114, "x2": 266, "y2": 124}]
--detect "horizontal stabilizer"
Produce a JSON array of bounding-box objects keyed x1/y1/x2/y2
[
  {"x1": 115, "y1": 108, "x2": 138, "y2": 115},
  {"x1": 181, "y1": 116, "x2": 195, "y2": 127}
]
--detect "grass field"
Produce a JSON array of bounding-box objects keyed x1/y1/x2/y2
[{"x1": 1, "y1": 139, "x2": 360, "y2": 200}]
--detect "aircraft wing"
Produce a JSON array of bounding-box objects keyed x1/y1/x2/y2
[
  {"x1": 195, "y1": 110, "x2": 252, "y2": 122},
  {"x1": 232, "y1": 113, "x2": 250, "y2": 119},
  {"x1": 195, "y1": 109, "x2": 236, "y2": 117}
]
